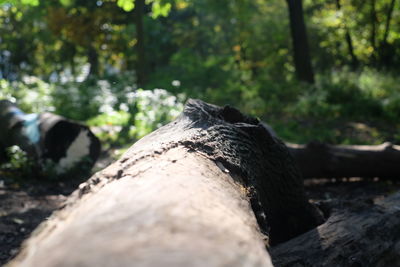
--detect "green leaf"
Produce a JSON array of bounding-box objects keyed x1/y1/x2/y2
[
  {"x1": 117, "y1": 0, "x2": 135, "y2": 11},
  {"x1": 0, "y1": 0, "x2": 39, "y2": 5},
  {"x1": 21, "y1": 0, "x2": 39, "y2": 5},
  {"x1": 59, "y1": 0, "x2": 73, "y2": 7},
  {"x1": 150, "y1": 1, "x2": 171, "y2": 18}
]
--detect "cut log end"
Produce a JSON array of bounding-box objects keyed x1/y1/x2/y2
[
  {"x1": 40, "y1": 116, "x2": 101, "y2": 174},
  {"x1": 0, "y1": 100, "x2": 101, "y2": 175}
]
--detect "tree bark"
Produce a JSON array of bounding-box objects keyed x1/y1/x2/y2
[
  {"x1": 287, "y1": 142, "x2": 400, "y2": 179},
  {"x1": 134, "y1": 0, "x2": 147, "y2": 87},
  {"x1": 379, "y1": 0, "x2": 397, "y2": 66},
  {"x1": 370, "y1": 0, "x2": 378, "y2": 63},
  {"x1": 270, "y1": 191, "x2": 400, "y2": 266},
  {"x1": 382, "y1": 0, "x2": 396, "y2": 45},
  {"x1": 7, "y1": 99, "x2": 322, "y2": 266},
  {"x1": 87, "y1": 45, "x2": 99, "y2": 76},
  {"x1": 286, "y1": 0, "x2": 315, "y2": 84}
]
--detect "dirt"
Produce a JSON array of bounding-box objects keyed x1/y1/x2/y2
[
  {"x1": 0, "y1": 175, "x2": 82, "y2": 265},
  {"x1": 1, "y1": 166, "x2": 399, "y2": 265},
  {"x1": 0, "y1": 149, "x2": 115, "y2": 266}
]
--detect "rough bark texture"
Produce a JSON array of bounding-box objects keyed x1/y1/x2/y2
[
  {"x1": 271, "y1": 191, "x2": 400, "y2": 266},
  {"x1": 287, "y1": 142, "x2": 400, "y2": 179},
  {"x1": 134, "y1": 0, "x2": 147, "y2": 86},
  {"x1": 8, "y1": 99, "x2": 322, "y2": 266}
]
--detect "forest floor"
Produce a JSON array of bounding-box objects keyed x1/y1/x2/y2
[{"x1": 1, "y1": 151, "x2": 400, "y2": 265}]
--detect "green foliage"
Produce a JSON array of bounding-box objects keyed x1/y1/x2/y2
[
  {"x1": 0, "y1": 71, "x2": 185, "y2": 148},
  {"x1": 307, "y1": 0, "x2": 400, "y2": 68},
  {"x1": 0, "y1": 77, "x2": 55, "y2": 113},
  {"x1": 0, "y1": 0, "x2": 39, "y2": 6},
  {"x1": 117, "y1": 0, "x2": 135, "y2": 11},
  {"x1": 262, "y1": 68, "x2": 400, "y2": 144},
  {"x1": 87, "y1": 110, "x2": 131, "y2": 127},
  {"x1": 0, "y1": 75, "x2": 184, "y2": 137},
  {"x1": 87, "y1": 87, "x2": 184, "y2": 145},
  {"x1": 134, "y1": 88, "x2": 184, "y2": 138},
  {"x1": 1, "y1": 0, "x2": 400, "y2": 152},
  {"x1": 59, "y1": 0, "x2": 72, "y2": 7},
  {"x1": 288, "y1": 69, "x2": 400, "y2": 122},
  {"x1": 149, "y1": 0, "x2": 172, "y2": 18},
  {"x1": 117, "y1": 0, "x2": 173, "y2": 18},
  {"x1": 1, "y1": 146, "x2": 33, "y2": 171},
  {"x1": 0, "y1": 145, "x2": 94, "y2": 181}
]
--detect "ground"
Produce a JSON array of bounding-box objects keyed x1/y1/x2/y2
[
  {"x1": 1, "y1": 152, "x2": 399, "y2": 265},
  {"x1": 0, "y1": 182, "x2": 67, "y2": 264}
]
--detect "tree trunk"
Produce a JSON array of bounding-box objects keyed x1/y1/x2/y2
[
  {"x1": 335, "y1": 0, "x2": 359, "y2": 68},
  {"x1": 287, "y1": 142, "x2": 400, "y2": 179},
  {"x1": 271, "y1": 191, "x2": 400, "y2": 266},
  {"x1": 87, "y1": 45, "x2": 99, "y2": 76},
  {"x1": 379, "y1": 0, "x2": 397, "y2": 66},
  {"x1": 0, "y1": 100, "x2": 101, "y2": 174},
  {"x1": 370, "y1": 0, "x2": 378, "y2": 63},
  {"x1": 134, "y1": 0, "x2": 147, "y2": 87},
  {"x1": 69, "y1": 43, "x2": 77, "y2": 76},
  {"x1": 382, "y1": 0, "x2": 396, "y2": 45},
  {"x1": 286, "y1": 0, "x2": 315, "y2": 84},
  {"x1": 7, "y1": 99, "x2": 323, "y2": 266}
]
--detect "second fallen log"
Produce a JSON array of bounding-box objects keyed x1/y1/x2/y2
[
  {"x1": 0, "y1": 100, "x2": 101, "y2": 174},
  {"x1": 287, "y1": 142, "x2": 400, "y2": 179}
]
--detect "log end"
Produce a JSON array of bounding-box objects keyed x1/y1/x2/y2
[
  {"x1": 40, "y1": 117, "x2": 101, "y2": 175},
  {"x1": 181, "y1": 99, "x2": 324, "y2": 244}
]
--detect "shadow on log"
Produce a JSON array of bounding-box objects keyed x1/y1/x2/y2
[
  {"x1": 7, "y1": 99, "x2": 322, "y2": 266},
  {"x1": 0, "y1": 100, "x2": 101, "y2": 175}
]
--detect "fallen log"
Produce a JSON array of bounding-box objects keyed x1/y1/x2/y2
[
  {"x1": 0, "y1": 100, "x2": 101, "y2": 174},
  {"x1": 8, "y1": 99, "x2": 322, "y2": 266},
  {"x1": 287, "y1": 142, "x2": 400, "y2": 179},
  {"x1": 270, "y1": 191, "x2": 400, "y2": 266}
]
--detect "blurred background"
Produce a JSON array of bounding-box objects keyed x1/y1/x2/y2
[{"x1": 1, "y1": 0, "x2": 400, "y2": 149}]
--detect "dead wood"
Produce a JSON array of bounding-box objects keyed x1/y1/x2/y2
[
  {"x1": 287, "y1": 142, "x2": 400, "y2": 179},
  {"x1": 7, "y1": 99, "x2": 322, "y2": 267},
  {"x1": 0, "y1": 100, "x2": 100, "y2": 173},
  {"x1": 270, "y1": 191, "x2": 400, "y2": 266}
]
